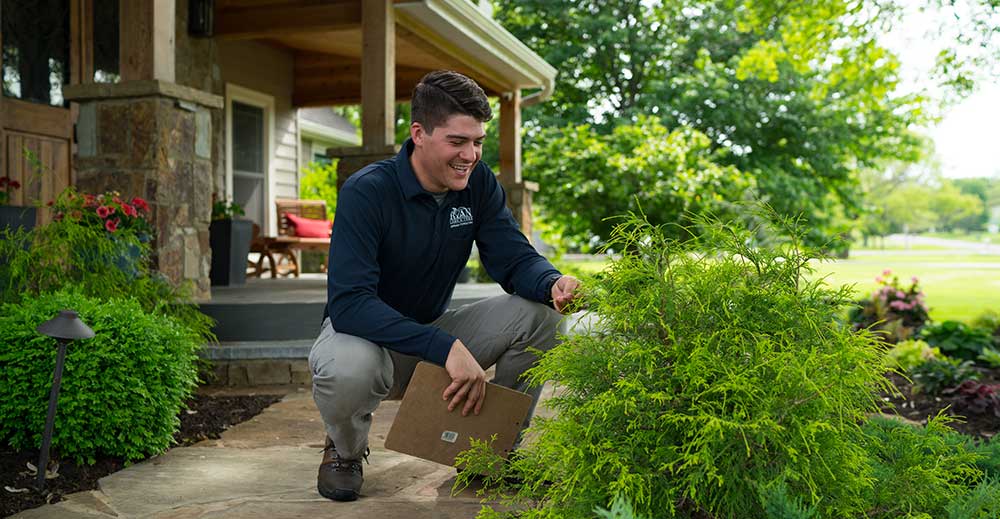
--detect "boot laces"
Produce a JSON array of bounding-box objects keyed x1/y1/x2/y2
[{"x1": 321, "y1": 443, "x2": 369, "y2": 472}]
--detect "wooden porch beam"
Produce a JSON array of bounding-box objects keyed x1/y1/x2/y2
[
  {"x1": 214, "y1": 2, "x2": 362, "y2": 40},
  {"x1": 361, "y1": 0, "x2": 395, "y2": 150}
]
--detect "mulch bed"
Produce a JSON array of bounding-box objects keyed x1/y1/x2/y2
[
  {"x1": 1, "y1": 393, "x2": 282, "y2": 517},
  {"x1": 878, "y1": 370, "x2": 1000, "y2": 439}
]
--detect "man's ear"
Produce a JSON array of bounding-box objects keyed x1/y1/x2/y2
[{"x1": 410, "y1": 122, "x2": 426, "y2": 145}]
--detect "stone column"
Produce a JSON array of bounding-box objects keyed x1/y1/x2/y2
[
  {"x1": 329, "y1": 145, "x2": 400, "y2": 191},
  {"x1": 64, "y1": 81, "x2": 223, "y2": 300}
]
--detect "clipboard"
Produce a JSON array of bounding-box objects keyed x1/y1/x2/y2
[{"x1": 384, "y1": 361, "x2": 533, "y2": 467}]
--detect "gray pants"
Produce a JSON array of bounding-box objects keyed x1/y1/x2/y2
[{"x1": 309, "y1": 294, "x2": 563, "y2": 460}]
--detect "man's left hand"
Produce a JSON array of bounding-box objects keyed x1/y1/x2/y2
[{"x1": 551, "y1": 275, "x2": 580, "y2": 314}]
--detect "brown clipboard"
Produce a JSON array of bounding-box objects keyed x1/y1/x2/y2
[{"x1": 384, "y1": 361, "x2": 533, "y2": 467}]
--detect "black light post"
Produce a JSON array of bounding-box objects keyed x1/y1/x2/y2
[{"x1": 35, "y1": 310, "x2": 94, "y2": 488}]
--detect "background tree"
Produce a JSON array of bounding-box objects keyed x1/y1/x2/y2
[
  {"x1": 494, "y1": 0, "x2": 932, "y2": 249},
  {"x1": 524, "y1": 116, "x2": 750, "y2": 250}
]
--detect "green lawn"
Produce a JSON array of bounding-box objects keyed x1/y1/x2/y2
[
  {"x1": 809, "y1": 253, "x2": 1000, "y2": 323},
  {"x1": 559, "y1": 251, "x2": 1000, "y2": 323}
]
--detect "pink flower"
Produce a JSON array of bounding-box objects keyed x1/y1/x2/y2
[
  {"x1": 96, "y1": 205, "x2": 111, "y2": 218},
  {"x1": 122, "y1": 203, "x2": 137, "y2": 218},
  {"x1": 131, "y1": 197, "x2": 149, "y2": 212},
  {"x1": 105, "y1": 218, "x2": 119, "y2": 233},
  {"x1": 875, "y1": 276, "x2": 883, "y2": 284},
  {"x1": 882, "y1": 269, "x2": 892, "y2": 276},
  {"x1": 911, "y1": 276, "x2": 919, "y2": 284},
  {"x1": 896, "y1": 290, "x2": 906, "y2": 299}
]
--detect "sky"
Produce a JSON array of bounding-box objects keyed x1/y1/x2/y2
[{"x1": 883, "y1": 3, "x2": 1000, "y2": 179}]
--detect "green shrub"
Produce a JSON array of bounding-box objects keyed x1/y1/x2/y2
[
  {"x1": 909, "y1": 358, "x2": 979, "y2": 395},
  {"x1": 299, "y1": 161, "x2": 338, "y2": 219},
  {"x1": 595, "y1": 496, "x2": 650, "y2": 519},
  {"x1": 861, "y1": 415, "x2": 982, "y2": 517},
  {"x1": 459, "y1": 210, "x2": 895, "y2": 518},
  {"x1": 920, "y1": 320, "x2": 995, "y2": 363},
  {"x1": 978, "y1": 348, "x2": 1000, "y2": 368},
  {"x1": 0, "y1": 290, "x2": 201, "y2": 464},
  {"x1": 0, "y1": 192, "x2": 214, "y2": 344},
  {"x1": 945, "y1": 478, "x2": 1000, "y2": 519},
  {"x1": 886, "y1": 340, "x2": 941, "y2": 372}
]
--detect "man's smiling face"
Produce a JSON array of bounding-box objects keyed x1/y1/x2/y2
[{"x1": 410, "y1": 114, "x2": 486, "y2": 193}]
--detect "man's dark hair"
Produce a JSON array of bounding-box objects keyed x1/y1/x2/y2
[{"x1": 411, "y1": 70, "x2": 493, "y2": 133}]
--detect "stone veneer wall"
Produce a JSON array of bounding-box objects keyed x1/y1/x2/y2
[{"x1": 68, "y1": 82, "x2": 223, "y2": 299}]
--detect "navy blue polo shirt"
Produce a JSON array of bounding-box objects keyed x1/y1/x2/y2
[{"x1": 323, "y1": 139, "x2": 562, "y2": 366}]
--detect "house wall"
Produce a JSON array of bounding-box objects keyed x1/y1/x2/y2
[{"x1": 218, "y1": 40, "x2": 300, "y2": 212}]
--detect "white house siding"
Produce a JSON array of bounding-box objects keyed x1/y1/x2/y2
[{"x1": 217, "y1": 40, "x2": 300, "y2": 234}]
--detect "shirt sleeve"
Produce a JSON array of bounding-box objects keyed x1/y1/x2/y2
[
  {"x1": 325, "y1": 179, "x2": 456, "y2": 365},
  {"x1": 474, "y1": 168, "x2": 563, "y2": 305}
]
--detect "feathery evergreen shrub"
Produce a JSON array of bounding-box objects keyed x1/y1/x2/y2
[
  {"x1": 0, "y1": 290, "x2": 201, "y2": 463},
  {"x1": 456, "y1": 210, "x2": 1000, "y2": 518}
]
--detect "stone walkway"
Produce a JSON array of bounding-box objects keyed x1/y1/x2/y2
[{"x1": 12, "y1": 388, "x2": 499, "y2": 518}]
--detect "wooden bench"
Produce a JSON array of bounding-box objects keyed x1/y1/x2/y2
[{"x1": 249, "y1": 198, "x2": 331, "y2": 278}]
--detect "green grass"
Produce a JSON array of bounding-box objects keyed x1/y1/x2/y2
[
  {"x1": 560, "y1": 251, "x2": 1000, "y2": 323},
  {"x1": 808, "y1": 252, "x2": 1000, "y2": 323},
  {"x1": 924, "y1": 231, "x2": 1000, "y2": 245}
]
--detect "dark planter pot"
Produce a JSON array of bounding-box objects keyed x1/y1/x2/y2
[
  {"x1": 0, "y1": 205, "x2": 37, "y2": 233},
  {"x1": 210, "y1": 219, "x2": 253, "y2": 286}
]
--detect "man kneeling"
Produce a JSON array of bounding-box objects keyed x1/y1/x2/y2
[{"x1": 309, "y1": 70, "x2": 580, "y2": 502}]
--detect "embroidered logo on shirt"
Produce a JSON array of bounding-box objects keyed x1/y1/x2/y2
[{"x1": 449, "y1": 207, "x2": 473, "y2": 228}]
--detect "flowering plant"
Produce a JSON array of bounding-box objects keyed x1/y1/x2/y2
[
  {"x1": 50, "y1": 187, "x2": 153, "y2": 237},
  {"x1": 0, "y1": 176, "x2": 22, "y2": 206},
  {"x1": 849, "y1": 269, "x2": 930, "y2": 343}
]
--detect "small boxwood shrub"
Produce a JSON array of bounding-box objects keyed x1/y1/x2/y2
[{"x1": 0, "y1": 290, "x2": 201, "y2": 464}]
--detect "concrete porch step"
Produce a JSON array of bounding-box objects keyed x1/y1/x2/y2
[{"x1": 200, "y1": 277, "x2": 506, "y2": 343}]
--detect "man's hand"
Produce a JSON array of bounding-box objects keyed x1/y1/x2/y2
[
  {"x1": 551, "y1": 275, "x2": 581, "y2": 313},
  {"x1": 443, "y1": 339, "x2": 487, "y2": 416}
]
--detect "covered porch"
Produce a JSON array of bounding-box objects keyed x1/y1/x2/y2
[{"x1": 214, "y1": 0, "x2": 556, "y2": 234}]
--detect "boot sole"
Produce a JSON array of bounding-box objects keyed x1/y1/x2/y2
[{"x1": 318, "y1": 483, "x2": 359, "y2": 502}]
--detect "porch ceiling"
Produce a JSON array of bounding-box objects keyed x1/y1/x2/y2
[{"x1": 214, "y1": 0, "x2": 556, "y2": 107}]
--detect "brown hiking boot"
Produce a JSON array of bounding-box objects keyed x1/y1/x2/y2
[{"x1": 317, "y1": 437, "x2": 368, "y2": 502}]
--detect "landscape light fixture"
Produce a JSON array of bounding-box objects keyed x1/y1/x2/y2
[{"x1": 35, "y1": 310, "x2": 94, "y2": 488}]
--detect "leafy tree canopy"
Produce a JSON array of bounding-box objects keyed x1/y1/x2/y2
[{"x1": 494, "y1": 0, "x2": 940, "y2": 248}]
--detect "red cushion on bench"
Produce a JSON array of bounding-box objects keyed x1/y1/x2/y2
[{"x1": 284, "y1": 213, "x2": 332, "y2": 238}]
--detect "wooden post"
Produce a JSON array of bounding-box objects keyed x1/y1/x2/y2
[
  {"x1": 120, "y1": 0, "x2": 175, "y2": 82},
  {"x1": 499, "y1": 89, "x2": 522, "y2": 186},
  {"x1": 499, "y1": 90, "x2": 531, "y2": 235},
  {"x1": 361, "y1": 0, "x2": 395, "y2": 150}
]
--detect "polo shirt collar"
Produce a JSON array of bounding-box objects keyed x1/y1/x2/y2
[{"x1": 396, "y1": 139, "x2": 427, "y2": 200}]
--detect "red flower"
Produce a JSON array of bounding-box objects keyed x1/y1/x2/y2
[
  {"x1": 96, "y1": 205, "x2": 111, "y2": 219},
  {"x1": 9, "y1": 180, "x2": 19, "y2": 189},
  {"x1": 84, "y1": 194, "x2": 97, "y2": 207},
  {"x1": 122, "y1": 203, "x2": 137, "y2": 218},
  {"x1": 105, "y1": 218, "x2": 119, "y2": 233},
  {"x1": 131, "y1": 197, "x2": 149, "y2": 212},
  {"x1": 47, "y1": 200, "x2": 54, "y2": 206}
]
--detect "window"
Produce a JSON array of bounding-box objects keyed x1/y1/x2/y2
[
  {"x1": 232, "y1": 101, "x2": 266, "y2": 227},
  {"x1": 1, "y1": 0, "x2": 70, "y2": 106},
  {"x1": 92, "y1": 0, "x2": 120, "y2": 83}
]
